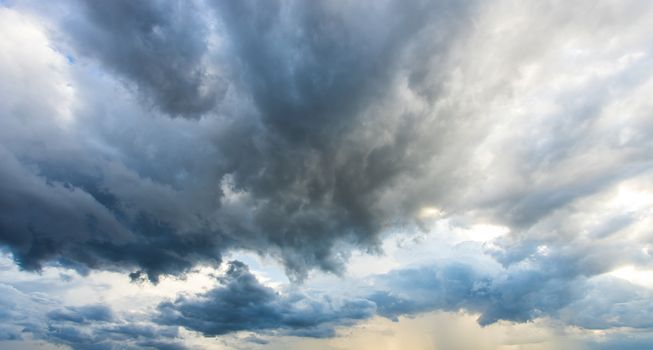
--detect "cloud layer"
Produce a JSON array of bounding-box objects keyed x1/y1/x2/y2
[
  {"x1": 1, "y1": 0, "x2": 653, "y2": 348},
  {"x1": 0, "y1": 0, "x2": 479, "y2": 281},
  {"x1": 157, "y1": 261, "x2": 375, "y2": 338}
]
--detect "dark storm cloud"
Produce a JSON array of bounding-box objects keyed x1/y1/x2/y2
[
  {"x1": 3, "y1": 0, "x2": 653, "y2": 347},
  {"x1": 0, "y1": 146, "x2": 226, "y2": 281},
  {"x1": 197, "y1": 0, "x2": 475, "y2": 279},
  {"x1": 2, "y1": 5, "x2": 653, "y2": 345},
  {"x1": 211, "y1": 0, "x2": 457, "y2": 140},
  {"x1": 156, "y1": 261, "x2": 375, "y2": 338},
  {"x1": 0, "y1": 0, "x2": 478, "y2": 281},
  {"x1": 65, "y1": 0, "x2": 225, "y2": 117}
]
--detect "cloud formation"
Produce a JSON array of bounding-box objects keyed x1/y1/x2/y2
[
  {"x1": 157, "y1": 261, "x2": 375, "y2": 338},
  {"x1": 368, "y1": 260, "x2": 653, "y2": 329},
  {"x1": 3, "y1": 0, "x2": 650, "y2": 283},
  {"x1": 0, "y1": 0, "x2": 479, "y2": 281},
  {"x1": 0, "y1": 281, "x2": 185, "y2": 350},
  {"x1": 152, "y1": 258, "x2": 653, "y2": 339},
  {"x1": 67, "y1": 0, "x2": 225, "y2": 117},
  {"x1": 1, "y1": 0, "x2": 653, "y2": 347}
]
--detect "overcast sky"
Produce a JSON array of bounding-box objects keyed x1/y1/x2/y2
[{"x1": 1, "y1": 0, "x2": 653, "y2": 349}]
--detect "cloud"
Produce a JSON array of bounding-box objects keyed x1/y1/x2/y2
[
  {"x1": 156, "y1": 261, "x2": 375, "y2": 338},
  {"x1": 368, "y1": 262, "x2": 578, "y2": 325},
  {"x1": 65, "y1": 0, "x2": 226, "y2": 117},
  {"x1": 47, "y1": 305, "x2": 114, "y2": 324},
  {"x1": 0, "y1": 0, "x2": 479, "y2": 281},
  {"x1": 1, "y1": 1, "x2": 653, "y2": 347},
  {"x1": 194, "y1": 0, "x2": 477, "y2": 279},
  {"x1": 0, "y1": 281, "x2": 185, "y2": 350},
  {"x1": 153, "y1": 256, "x2": 653, "y2": 342},
  {"x1": 367, "y1": 258, "x2": 653, "y2": 331}
]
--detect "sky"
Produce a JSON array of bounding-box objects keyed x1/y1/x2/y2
[{"x1": 1, "y1": 0, "x2": 653, "y2": 349}]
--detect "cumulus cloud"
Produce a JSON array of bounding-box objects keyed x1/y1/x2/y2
[
  {"x1": 0, "y1": 0, "x2": 479, "y2": 281},
  {"x1": 156, "y1": 261, "x2": 375, "y2": 338}
]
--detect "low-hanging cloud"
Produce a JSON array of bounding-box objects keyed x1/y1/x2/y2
[
  {"x1": 156, "y1": 260, "x2": 375, "y2": 338},
  {"x1": 153, "y1": 257, "x2": 653, "y2": 340},
  {"x1": 0, "y1": 282, "x2": 185, "y2": 350}
]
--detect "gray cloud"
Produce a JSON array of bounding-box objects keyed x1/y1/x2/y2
[
  {"x1": 65, "y1": 0, "x2": 225, "y2": 117},
  {"x1": 156, "y1": 260, "x2": 375, "y2": 338},
  {"x1": 1, "y1": 3, "x2": 653, "y2": 348},
  {"x1": 0, "y1": 0, "x2": 479, "y2": 281},
  {"x1": 0, "y1": 282, "x2": 185, "y2": 350},
  {"x1": 47, "y1": 305, "x2": 114, "y2": 324},
  {"x1": 153, "y1": 256, "x2": 653, "y2": 341},
  {"x1": 366, "y1": 256, "x2": 653, "y2": 331},
  {"x1": 198, "y1": 0, "x2": 477, "y2": 279},
  {"x1": 2, "y1": 0, "x2": 652, "y2": 285},
  {"x1": 368, "y1": 262, "x2": 580, "y2": 326}
]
